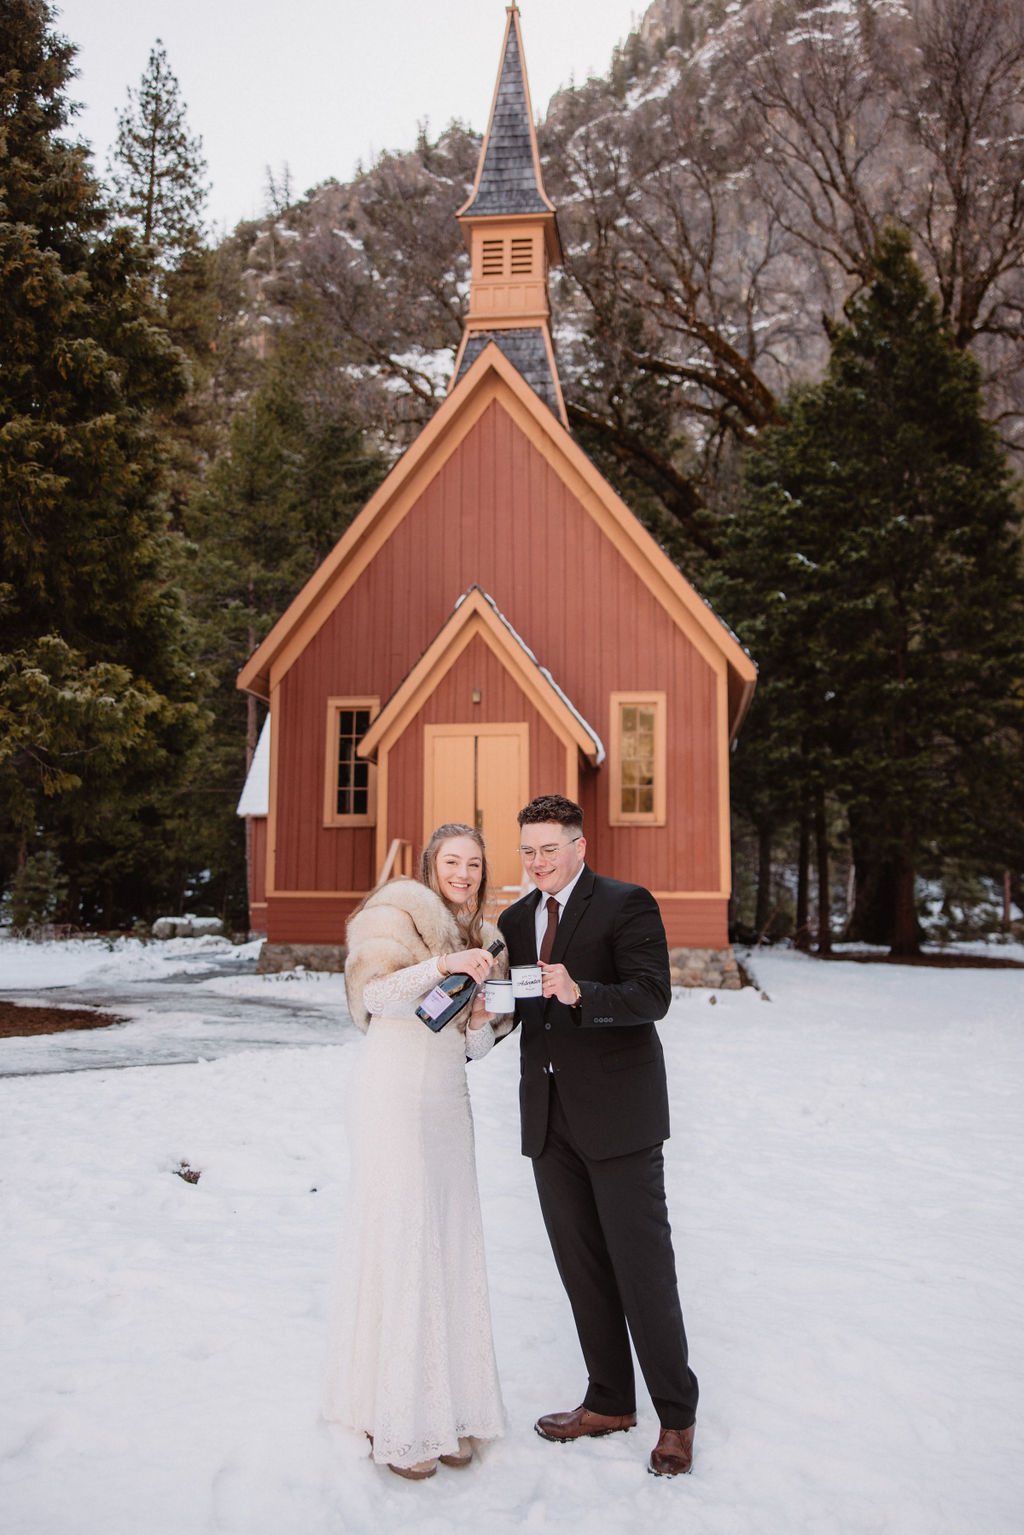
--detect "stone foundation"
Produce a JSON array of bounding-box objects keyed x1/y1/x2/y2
[
  {"x1": 668, "y1": 946, "x2": 744, "y2": 989},
  {"x1": 256, "y1": 942, "x2": 348, "y2": 974},
  {"x1": 257, "y1": 941, "x2": 745, "y2": 989}
]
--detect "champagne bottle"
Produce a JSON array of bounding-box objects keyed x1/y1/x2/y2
[{"x1": 415, "y1": 939, "x2": 505, "y2": 1032}]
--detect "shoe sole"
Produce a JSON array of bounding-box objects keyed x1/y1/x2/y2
[{"x1": 535, "y1": 1423, "x2": 634, "y2": 1442}]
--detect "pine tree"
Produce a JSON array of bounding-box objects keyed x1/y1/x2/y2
[
  {"x1": 174, "y1": 329, "x2": 387, "y2": 921},
  {"x1": 108, "y1": 39, "x2": 207, "y2": 266},
  {"x1": 717, "y1": 228, "x2": 1024, "y2": 955},
  {"x1": 0, "y1": 0, "x2": 204, "y2": 924}
]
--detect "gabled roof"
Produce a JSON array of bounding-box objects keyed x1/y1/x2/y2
[
  {"x1": 357, "y1": 586, "x2": 604, "y2": 764},
  {"x1": 457, "y1": 3, "x2": 555, "y2": 219},
  {"x1": 237, "y1": 341, "x2": 756, "y2": 739}
]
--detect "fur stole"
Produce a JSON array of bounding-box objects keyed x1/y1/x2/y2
[{"x1": 344, "y1": 877, "x2": 510, "y2": 1034}]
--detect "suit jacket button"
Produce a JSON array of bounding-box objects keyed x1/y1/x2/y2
[{"x1": 544, "y1": 1022, "x2": 551, "y2": 1030}]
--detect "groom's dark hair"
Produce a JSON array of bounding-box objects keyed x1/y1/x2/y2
[{"x1": 517, "y1": 794, "x2": 583, "y2": 832}]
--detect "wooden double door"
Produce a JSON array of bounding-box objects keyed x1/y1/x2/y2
[{"x1": 423, "y1": 723, "x2": 528, "y2": 890}]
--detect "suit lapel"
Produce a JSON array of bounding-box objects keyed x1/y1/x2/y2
[
  {"x1": 550, "y1": 866, "x2": 595, "y2": 964},
  {"x1": 507, "y1": 889, "x2": 542, "y2": 962}
]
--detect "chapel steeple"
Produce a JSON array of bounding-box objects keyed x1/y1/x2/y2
[{"x1": 451, "y1": 4, "x2": 567, "y2": 424}]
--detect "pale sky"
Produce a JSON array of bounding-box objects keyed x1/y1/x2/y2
[{"x1": 52, "y1": 0, "x2": 639, "y2": 237}]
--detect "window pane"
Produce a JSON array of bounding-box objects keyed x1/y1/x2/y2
[
  {"x1": 337, "y1": 709, "x2": 366, "y2": 815},
  {"x1": 617, "y1": 698, "x2": 660, "y2": 820}
]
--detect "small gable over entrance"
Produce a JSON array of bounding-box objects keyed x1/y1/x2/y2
[{"x1": 359, "y1": 586, "x2": 602, "y2": 890}]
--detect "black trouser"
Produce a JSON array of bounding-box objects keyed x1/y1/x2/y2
[{"x1": 532, "y1": 1079, "x2": 699, "y2": 1429}]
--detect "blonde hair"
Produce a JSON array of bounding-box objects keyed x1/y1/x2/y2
[{"x1": 420, "y1": 823, "x2": 489, "y2": 948}]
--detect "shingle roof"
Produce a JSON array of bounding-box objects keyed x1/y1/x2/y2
[
  {"x1": 460, "y1": 20, "x2": 550, "y2": 216},
  {"x1": 454, "y1": 330, "x2": 560, "y2": 415}
]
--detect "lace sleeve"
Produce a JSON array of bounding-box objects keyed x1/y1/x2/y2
[
  {"x1": 464, "y1": 1019, "x2": 496, "y2": 1060},
  {"x1": 362, "y1": 957, "x2": 444, "y2": 1015}
]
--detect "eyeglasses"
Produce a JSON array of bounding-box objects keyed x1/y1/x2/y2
[{"x1": 517, "y1": 836, "x2": 581, "y2": 861}]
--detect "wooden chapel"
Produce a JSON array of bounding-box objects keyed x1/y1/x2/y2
[{"x1": 236, "y1": 4, "x2": 756, "y2": 984}]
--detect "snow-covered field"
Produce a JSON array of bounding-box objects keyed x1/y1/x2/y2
[{"x1": 1, "y1": 937, "x2": 1023, "y2": 1534}]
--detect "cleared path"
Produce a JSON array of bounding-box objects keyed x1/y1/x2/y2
[{"x1": 0, "y1": 945, "x2": 354, "y2": 1076}]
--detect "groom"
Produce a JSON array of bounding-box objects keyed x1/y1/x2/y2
[{"x1": 497, "y1": 794, "x2": 698, "y2": 1477}]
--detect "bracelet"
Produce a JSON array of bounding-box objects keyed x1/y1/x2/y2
[{"x1": 571, "y1": 981, "x2": 582, "y2": 1007}]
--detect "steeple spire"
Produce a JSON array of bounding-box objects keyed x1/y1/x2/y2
[
  {"x1": 451, "y1": 5, "x2": 566, "y2": 423},
  {"x1": 459, "y1": 4, "x2": 556, "y2": 222}
]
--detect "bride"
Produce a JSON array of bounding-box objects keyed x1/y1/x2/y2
[{"x1": 323, "y1": 823, "x2": 511, "y2": 1478}]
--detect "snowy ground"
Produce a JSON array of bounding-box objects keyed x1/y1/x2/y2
[{"x1": 1, "y1": 936, "x2": 1023, "y2": 1534}]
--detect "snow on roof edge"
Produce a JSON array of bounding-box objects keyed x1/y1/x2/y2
[{"x1": 236, "y1": 716, "x2": 270, "y2": 817}]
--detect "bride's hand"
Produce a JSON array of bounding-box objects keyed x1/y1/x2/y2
[
  {"x1": 445, "y1": 947, "x2": 497, "y2": 984},
  {"x1": 466, "y1": 991, "x2": 494, "y2": 1032}
]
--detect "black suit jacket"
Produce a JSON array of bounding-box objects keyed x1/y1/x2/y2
[{"x1": 497, "y1": 867, "x2": 672, "y2": 1160}]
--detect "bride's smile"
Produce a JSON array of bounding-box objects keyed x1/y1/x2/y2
[{"x1": 435, "y1": 838, "x2": 483, "y2": 906}]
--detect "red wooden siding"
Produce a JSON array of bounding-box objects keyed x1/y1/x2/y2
[
  {"x1": 273, "y1": 673, "x2": 378, "y2": 893},
  {"x1": 246, "y1": 816, "x2": 267, "y2": 930},
  {"x1": 660, "y1": 899, "x2": 728, "y2": 948},
  {"x1": 270, "y1": 398, "x2": 724, "y2": 923},
  {"x1": 266, "y1": 895, "x2": 360, "y2": 943},
  {"x1": 262, "y1": 892, "x2": 724, "y2": 947}
]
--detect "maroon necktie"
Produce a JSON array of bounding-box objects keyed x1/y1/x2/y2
[{"x1": 539, "y1": 896, "x2": 560, "y2": 963}]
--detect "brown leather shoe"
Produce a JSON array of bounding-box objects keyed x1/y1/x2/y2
[
  {"x1": 648, "y1": 1424, "x2": 694, "y2": 1476},
  {"x1": 535, "y1": 1404, "x2": 637, "y2": 1441}
]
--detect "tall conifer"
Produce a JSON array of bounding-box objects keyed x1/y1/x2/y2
[
  {"x1": 108, "y1": 39, "x2": 207, "y2": 266},
  {"x1": 0, "y1": 0, "x2": 203, "y2": 924},
  {"x1": 718, "y1": 229, "x2": 1024, "y2": 954}
]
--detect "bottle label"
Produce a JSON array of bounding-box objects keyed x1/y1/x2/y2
[{"x1": 418, "y1": 985, "x2": 452, "y2": 1022}]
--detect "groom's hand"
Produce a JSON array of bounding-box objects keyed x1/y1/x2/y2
[{"x1": 539, "y1": 962, "x2": 581, "y2": 1007}]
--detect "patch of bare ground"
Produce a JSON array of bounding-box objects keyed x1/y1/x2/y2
[{"x1": 0, "y1": 1002, "x2": 126, "y2": 1038}]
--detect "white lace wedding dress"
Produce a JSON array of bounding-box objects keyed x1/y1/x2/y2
[{"x1": 323, "y1": 957, "x2": 505, "y2": 1469}]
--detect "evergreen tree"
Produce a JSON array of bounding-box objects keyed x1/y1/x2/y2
[
  {"x1": 108, "y1": 39, "x2": 207, "y2": 266},
  {"x1": 175, "y1": 329, "x2": 387, "y2": 922},
  {"x1": 717, "y1": 229, "x2": 1024, "y2": 955},
  {"x1": 0, "y1": 0, "x2": 204, "y2": 924}
]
